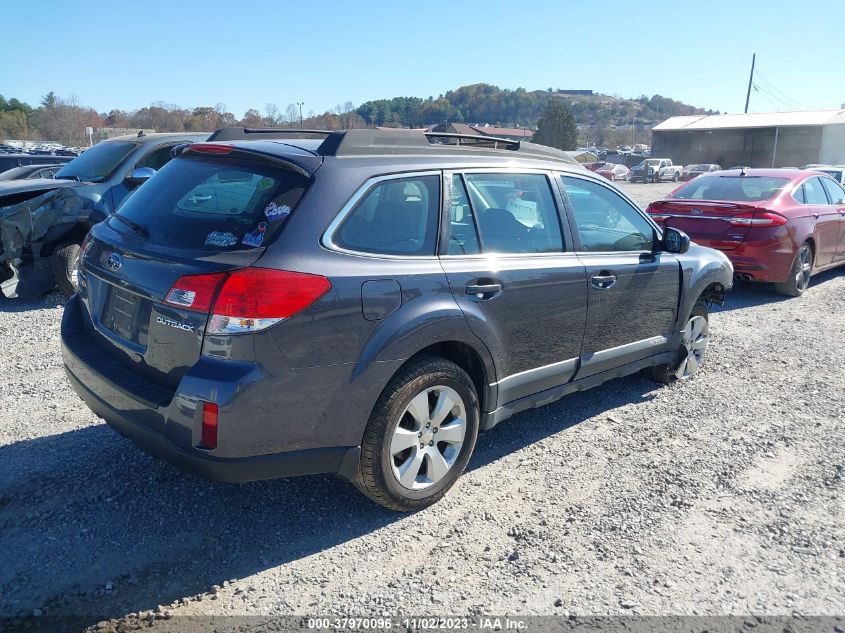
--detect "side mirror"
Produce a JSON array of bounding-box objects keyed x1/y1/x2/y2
[
  {"x1": 125, "y1": 167, "x2": 156, "y2": 189},
  {"x1": 662, "y1": 227, "x2": 691, "y2": 254}
]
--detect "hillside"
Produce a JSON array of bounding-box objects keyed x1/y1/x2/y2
[{"x1": 356, "y1": 84, "x2": 716, "y2": 145}]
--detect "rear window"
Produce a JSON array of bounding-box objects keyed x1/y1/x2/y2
[
  {"x1": 670, "y1": 175, "x2": 790, "y2": 202},
  {"x1": 111, "y1": 156, "x2": 309, "y2": 250}
]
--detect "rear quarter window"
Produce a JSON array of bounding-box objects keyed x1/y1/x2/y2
[
  {"x1": 112, "y1": 156, "x2": 308, "y2": 250},
  {"x1": 332, "y1": 175, "x2": 440, "y2": 256}
]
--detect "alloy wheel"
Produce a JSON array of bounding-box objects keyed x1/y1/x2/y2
[
  {"x1": 390, "y1": 385, "x2": 467, "y2": 490},
  {"x1": 674, "y1": 315, "x2": 709, "y2": 380},
  {"x1": 795, "y1": 245, "x2": 812, "y2": 293}
]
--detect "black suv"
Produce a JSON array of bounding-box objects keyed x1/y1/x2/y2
[{"x1": 61, "y1": 130, "x2": 733, "y2": 511}]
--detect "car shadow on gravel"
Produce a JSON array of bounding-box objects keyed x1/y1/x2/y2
[
  {"x1": 0, "y1": 423, "x2": 403, "y2": 626},
  {"x1": 715, "y1": 267, "x2": 843, "y2": 312},
  {"x1": 0, "y1": 372, "x2": 660, "y2": 627}
]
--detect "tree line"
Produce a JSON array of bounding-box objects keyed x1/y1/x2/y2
[{"x1": 0, "y1": 83, "x2": 714, "y2": 149}]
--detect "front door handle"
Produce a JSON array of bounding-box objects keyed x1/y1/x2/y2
[
  {"x1": 591, "y1": 273, "x2": 617, "y2": 289},
  {"x1": 466, "y1": 283, "x2": 502, "y2": 299}
]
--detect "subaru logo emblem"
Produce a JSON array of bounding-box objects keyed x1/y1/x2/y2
[
  {"x1": 691, "y1": 208, "x2": 703, "y2": 215},
  {"x1": 107, "y1": 253, "x2": 123, "y2": 272}
]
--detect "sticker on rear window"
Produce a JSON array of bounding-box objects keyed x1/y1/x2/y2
[
  {"x1": 257, "y1": 177, "x2": 274, "y2": 191},
  {"x1": 242, "y1": 222, "x2": 268, "y2": 248},
  {"x1": 264, "y1": 202, "x2": 291, "y2": 223},
  {"x1": 205, "y1": 231, "x2": 237, "y2": 247}
]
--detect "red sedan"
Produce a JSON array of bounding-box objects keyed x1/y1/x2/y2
[
  {"x1": 596, "y1": 162, "x2": 630, "y2": 181},
  {"x1": 646, "y1": 169, "x2": 845, "y2": 296}
]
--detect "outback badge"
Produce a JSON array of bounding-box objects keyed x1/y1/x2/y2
[{"x1": 156, "y1": 316, "x2": 195, "y2": 332}]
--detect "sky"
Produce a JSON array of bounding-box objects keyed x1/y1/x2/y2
[{"x1": 1, "y1": 0, "x2": 842, "y2": 119}]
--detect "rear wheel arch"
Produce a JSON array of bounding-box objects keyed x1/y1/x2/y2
[
  {"x1": 400, "y1": 341, "x2": 492, "y2": 413},
  {"x1": 42, "y1": 222, "x2": 92, "y2": 258},
  {"x1": 803, "y1": 236, "x2": 816, "y2": 262}
]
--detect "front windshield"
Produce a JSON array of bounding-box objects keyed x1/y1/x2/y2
[
  {"x1": 54, "y1": 141, "x2": 137, "y2": 183},
  {"x1": 670, "y1": 176, "x2": 790, "y2": 201},
  {"x1": 689, "y1": 164, "x2": 707, "y2": 171}
]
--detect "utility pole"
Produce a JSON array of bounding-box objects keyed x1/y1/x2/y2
[
  {"x1": 297, "y1": 101, "x2": 304, "y2": 129},
  {"x1": 744, "y1": 53, "x2": 756, "y2": 114}
]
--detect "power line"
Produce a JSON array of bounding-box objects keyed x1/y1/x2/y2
[
  {"x1": 750, "y1": 85, "x2": 793, "y2": 113},
  {"x1": 753, "y1": 68, "x2": 813, "y2": 110},
  {"x1": 752, "y1": 84, "x2": 794, "y2": 111}
]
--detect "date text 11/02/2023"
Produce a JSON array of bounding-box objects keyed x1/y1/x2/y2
[{"x1": 306, "y1": 617, "x2": 528, "y2": 630}]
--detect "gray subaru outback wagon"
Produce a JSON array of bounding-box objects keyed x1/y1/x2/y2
[{"x1": 61, "y1": 129, "x2": 733, "y2": 511}]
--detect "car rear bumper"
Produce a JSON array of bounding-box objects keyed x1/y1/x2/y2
[
  {"x1": 718, "y1": 228, "x2": 796, "y2": 282},
  {"x1": 61, "y1": 294, "x2": 361, "y2": 483}
]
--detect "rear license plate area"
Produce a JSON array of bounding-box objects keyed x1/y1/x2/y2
[{"x1": 101, "y1": 284, "x2": 149, "y2": 344}]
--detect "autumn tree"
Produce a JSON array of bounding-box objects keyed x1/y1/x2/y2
[{"x1": 242, "y1": 109, "x2": 263, "y2": 127}]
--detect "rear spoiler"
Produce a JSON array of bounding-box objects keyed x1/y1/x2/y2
[{"x1": 177, "y1": 142, "x2": 323, "y2": 177}]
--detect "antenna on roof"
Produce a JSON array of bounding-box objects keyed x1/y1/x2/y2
[
  {"x1": 137, "y1": 130, "x2": 145, "y2": 138},
  {"x1": 739, "y1": 166, "x2": 747, "y2": 177}
]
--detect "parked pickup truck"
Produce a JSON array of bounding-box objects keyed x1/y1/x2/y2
[{"x1": 630, "y1": 158, "x2": 683, "y2": 183}]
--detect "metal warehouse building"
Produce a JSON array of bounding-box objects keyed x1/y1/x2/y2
[{"x1": 652, "y1": 110, "x2": 845, "y2": 168}]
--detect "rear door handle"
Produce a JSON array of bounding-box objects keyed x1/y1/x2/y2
[
  {"x1": 466, "y1": 283, "x2": 502, "y2": 299},
  {"x1": 591, "y1": 273, "x2": 617, "y2": 289}
]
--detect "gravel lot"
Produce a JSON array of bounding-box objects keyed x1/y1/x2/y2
[{"x1": 1, "y1": 181, "x2": 843, "y2": 630}]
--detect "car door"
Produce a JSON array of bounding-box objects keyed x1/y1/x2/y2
[
  {"x1": 558, "y1": 174, "x2": 680, "y2": 378},
  {"x1": 819, "y1": 177, "x2": 845, "y2": 262},
  {"x1": 801, "y1": 176, "x2": 839, "y2": 267},
  {"x1": 439, "y1": 170, "x2": 588, "y2": 405}
]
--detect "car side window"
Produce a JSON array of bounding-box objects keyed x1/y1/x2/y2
[
  {"x1": 820, "y1": 177, "x2": 845, "y2": 205},
  {"x1": 334, "y1": 175, "x2": 440, "y2": 256},
  {"x1": 803, "y1": 177, "x2": 830, "y2": 205},
  {"x1": 793, "y1": 184, "x2": 806, "y2": 204},
  {"x1": 560, "y1": 176, "x2": 654, "y2": 252},
  {"x1": 136, "y1": 145, "x2": 176, "y2": 171},
  {"x1": 460, "y1": 172, "x2": 563, "y2": 254}
]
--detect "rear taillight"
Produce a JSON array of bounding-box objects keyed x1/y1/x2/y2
[
  {"x1": 163, "y1": 268, "x2": 331, "y2": 334},
  {"x1": 164, "y1": 272, "x2": 226, "y2": 312},
  {"x1": 80, "y1": 230, "x2": 92, "y2": 254},
  {"x1": 646, "y1": 205, "x2": 669, "y2": 222},
  {"x1": 208, "y1": 268, "x2": 331, "y2": 334},
  {"x1": 201, "y1": 402, "x2": 218, "y2": 449},
  {"x1": 727, "y1": 211, "x2": 788, "y2": 227}
]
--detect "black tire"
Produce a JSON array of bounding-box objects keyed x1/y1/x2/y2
[
  {"x1": 673, "y1": 172, "x2": 680, "y2": 182},
  {"x1": 652, "y1": 174, "x2": 660, "y2": 183},
  {"x1": 645, "y1": 301, "x2": 709, "y2": 385},
  {"x1": 52, "y1": 242, "x2": 81, "y2": 298},
  {"x1": 355, "y1": 356, "x2": 480, "y2": 512},
  {"x1": 773, "y1": 242, "x2": 813, "y2": 297}
]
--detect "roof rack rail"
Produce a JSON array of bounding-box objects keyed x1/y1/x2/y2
[
  {"x1": 423, "y1": 132, "x2": 521, "y2": 150},
  {"x1": 315, "y1": 130, "x2": 575, "y2": 163},
  {"x1": 208, "y1": 127, "x2": 337, "y2": 141}
]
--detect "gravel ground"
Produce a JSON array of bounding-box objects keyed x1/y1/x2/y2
[{"x1": 1, "y1": 181, "x2": 844, "y2": 630}]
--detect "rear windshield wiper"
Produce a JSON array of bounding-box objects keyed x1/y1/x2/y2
[{"x1": 110, "y1": 213, "x2": 149, "y2": 238}]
